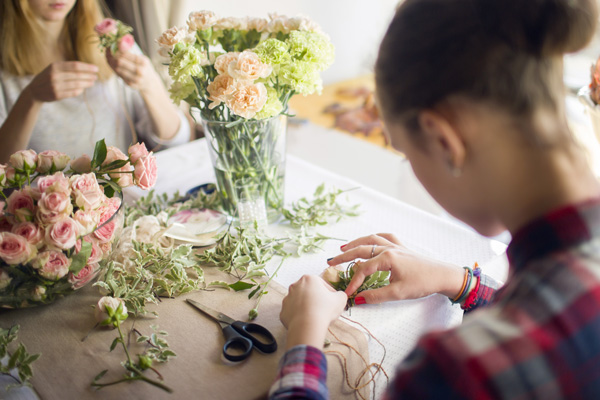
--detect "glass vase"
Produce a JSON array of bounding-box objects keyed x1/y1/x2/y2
[{"x1": 200, "y1": 114, "x2": 287, "y2": 222}]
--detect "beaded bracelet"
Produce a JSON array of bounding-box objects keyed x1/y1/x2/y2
[
  {"x1": 461, "y1": 264, "x2": 482, "y2": 311},
  {"x1": 450, "y1": 267, "x2": 473, "y2": 304}
]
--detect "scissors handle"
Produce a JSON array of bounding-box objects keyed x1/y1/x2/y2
[
  {"x1": 222, "y1": 325, "x2": 253, "y2": 362},
  {"x1": 231, "y1": 321, "x2": 278, "y2": 354}
]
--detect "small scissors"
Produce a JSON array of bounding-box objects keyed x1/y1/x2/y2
[{"x1": 186, "y1": 299, "x2": 278, "y2": 362}]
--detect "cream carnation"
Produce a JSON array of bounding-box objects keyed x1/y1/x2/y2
[
  {"x1": 225, "y1": 81, "x2": 268, "y2": 119},
  {"x1": 228, "y1": 50, "x2": 272, "y2": 81},
  {"x1": 213, "y1": 52, "x2": 240, "y2": 75},
  {"x1": 187, "y1": 10, "x2": 218, "y2": 31},
  {"x1": 207, "y1": 74, "x2": 235, "y2": 109}
]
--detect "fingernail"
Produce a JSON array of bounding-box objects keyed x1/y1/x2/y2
[
  {"x1": 340, "y1": 245, "x2": 347, "y2": 250},
  {"x1": 354, "y1": 296, "x2": 366, "y2": 305},
  {"x1": 327, "y1": 257, "x2": 334, "y2": 262}
]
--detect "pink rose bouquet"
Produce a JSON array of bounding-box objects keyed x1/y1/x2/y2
[
  {"x1": 0, "y1": 139, "x2": 157, "y2": 308},
  {"x1": 95, "y1": 18, "x2": 135, "y2": 54}
]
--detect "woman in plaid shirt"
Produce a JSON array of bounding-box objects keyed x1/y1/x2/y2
[{"x1": 270, "y1": 0, "x2": 600, "y2": 398}]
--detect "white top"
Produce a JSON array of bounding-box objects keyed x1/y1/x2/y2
[{"x1": 0, "y1": 70, "x2": 190, "y2": 157}]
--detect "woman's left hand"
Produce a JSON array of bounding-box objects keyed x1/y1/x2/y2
[{"x1": 106, "y1": 50, "x2": 156, "y2": 93}]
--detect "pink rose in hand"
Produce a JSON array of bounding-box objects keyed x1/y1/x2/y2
[
  {"x1": 133, "y1": 154, "x2": 157, "y2": 190},
  {"x1": 37, "y1": 172, "x2": 70, "y2": 194},
  {"x1": 70, "y1": 173, "x2": 104, "y2": 211},
  {"x1": 95, "y1": 18, "x2": 118, "y2": 35},
  {"x1": 70, "y1": 155, "x2": 92, "y2": 173},
  {"x1": 9, "y1": 150, "x2": 37, "y2": 171},
  {"x1": 35, "y1": 250, "x2": 71, "y2": 280},
  {"x1": 127, "y1": 143, "x2": 149, "y2": 165},
  {"x1": 68, "y1": 262, "x2": 99, "y2": 289},
  {"x1": 36, "y1": 150, "x2": 70, "y2": 174},
  {"x1": 118, "y1": 34, "x2": 135, "y2": 53},
  {"x1": 11, "y1": 222, "x2": 44, "y2": 248},
  {"x1": 45, "y1": 217, "x2": 79, "y2": 250},
  {"x1": 0, "y1": 232, "x2": 35, "y2": 265},
  {"x1": 6, "y1": 190, "x2": 35, "y2": 223}
]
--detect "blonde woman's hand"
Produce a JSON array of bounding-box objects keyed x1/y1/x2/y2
[
  {"x1": 280, "y1": 275, "x2": 347, "y2": 350},
  {"x1": 328, "y1": 233, "x2": 465, "y2": 304},
  {"x1": 106, "y1": 51, "x2": 158, "y2": 93},
  {"x1": 26, "y1": 62, "x2": 98, "y2": 102}
]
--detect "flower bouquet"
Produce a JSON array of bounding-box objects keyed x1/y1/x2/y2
[
  {"x1": 158, "y1": 11, "x2": 334, "y2": 219},
  {"x1": 578, "y1": 55, "x2": 600, "y2": 143},
  {"x1": 0, "y1": 140, "x2": 157, "y2": 308}
]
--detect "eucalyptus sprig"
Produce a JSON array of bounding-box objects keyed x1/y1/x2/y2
[
  {"x1": 95, "y1": 242, "x2": 204, "y2": 317},
  {"x1": 282, "y1": 184, "x2": 361, "y2": 229},
  {"x1": 0, "y1": 325, "x2": 40, "y2": 387}
]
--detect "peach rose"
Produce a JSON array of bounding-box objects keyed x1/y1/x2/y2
[
  {"x1": 38, "y1": 190, "x2": 72, "y2": 223},
  {"x1": 73, "y1": 209, "x2": 100, "y2": 236},
  {"x1": 213, "y1": 52, "x2": 240, "y2": 75},
  {"x1": 228, "y1": 50, "x2": 272, "y2": 81},
  {"x1": 36, "y1": 150, "x2": 70, "y2": 174},
  {"x1": 95, "y1": 296, "x2": 128, "y2": 325},
  {"x1": 35, "y1": 250, "x2": 71, "y2": 280},
  {"x1": 70, "y1": 173, "x2": 104, "y2": 211},
  {"x1": 207, "y1": 74, "x2": 235, "y2": 109},
  {"x1": 45, "y1": 217, "x2": 79, "y2": 250},
  {"x1": 9, "y1": 150, "x2": 37, "y2": 171},
  {"x1": 95, "y1": 18, "x2": 118, "y2": 35},
  {"x1": 118, "y1": 34, "x2": 135, "y2": 53},
  {"x1": 68, "y1": 262, "x2": 99, "y2": 290},
  {"x1": 6, "y1": 190, "x2": 35, "y2": 223},
  {"x1": 70, "y1": 155, "x2": 92, "y2": 174},
  {"x1": 133, "y1": 154, "x2": 157, "y2": 190},
  {"x1": 226, "y1": 81, "x2": 268, "y2": 119},
  {"x1": 187, "y1": 10, "x2": 218, "y2": 31},
  {"x1": 128, "y1": 143, "x2": 149, "y2": 164},
  {"x1": 0, "y1": 232, "x2": 35, "y2": 265},
  {"x1": 38, "y1": 172, "x2": 70, "y2": 194},
  {"x1": 0, "y1": 269, "x2": 12, "y2": 290},
  {"x1": 11, "y1": 222, "x2": 44, "y2": 248}
]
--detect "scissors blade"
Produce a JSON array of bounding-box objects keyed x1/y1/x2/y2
[{"x1": 186, "y1": 299, "x2": 236, "y2": 324}]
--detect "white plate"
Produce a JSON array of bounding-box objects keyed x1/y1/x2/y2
[{"x1": 164, "y1": 208, "x2": 231, "y2": 246}]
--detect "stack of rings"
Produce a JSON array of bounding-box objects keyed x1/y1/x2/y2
[{"x1": 371, "y1": 245, "x2": 376, "y2": 259}]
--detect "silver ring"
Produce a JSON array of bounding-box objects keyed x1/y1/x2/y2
[{"x1": 371, "y1": 244, "x2": 376, "y2": 259}]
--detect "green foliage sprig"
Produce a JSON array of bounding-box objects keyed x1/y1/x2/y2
[
  {"x1": 0, "y1": 325, "x2": 40, "y2": 387},
  {"x1": 326, "y1": 262, "x2": 390, "y2": 308}
]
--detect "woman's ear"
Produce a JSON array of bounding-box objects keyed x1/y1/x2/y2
[{"x1": 418, "y1": 110, "x2": 466, "y2": 175}]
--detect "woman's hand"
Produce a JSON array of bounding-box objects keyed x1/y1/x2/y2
[
  {"x1": 106, "y1": 50, "x2": 158, "y2": 93},
  {"x1": 328, "y1": 233, "x2": 465, "y2": 304},
  {"x1": 25, "y1": 62, "x2": 98, "y2": 103},
  {"x1": 280, "y1": 275, "x2": 347, "y2": 350}
]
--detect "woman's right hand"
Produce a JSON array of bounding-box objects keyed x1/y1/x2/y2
[
  {"x1": 25, "y1": 62, "x2": 98, "y2": 103},
  {"x1": 328, "y1": 233, "x2": 466, "y2": 304}
]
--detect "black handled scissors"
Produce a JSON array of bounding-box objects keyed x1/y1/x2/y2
[{"x1": 186, "y1": 299, "x2": 277, "y2": 362}]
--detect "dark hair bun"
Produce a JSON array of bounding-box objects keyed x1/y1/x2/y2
[{"x1": 482, "y1": 0, "x2": 598, "y2": 57}]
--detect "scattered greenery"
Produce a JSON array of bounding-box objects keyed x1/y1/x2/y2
[{"x1": 0, "y1": 325, "x2": 40, "y2": 387}]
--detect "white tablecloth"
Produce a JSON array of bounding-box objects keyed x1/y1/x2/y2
[{"x1": 127, "y1": 138, "x2": 508, "y2": 398}]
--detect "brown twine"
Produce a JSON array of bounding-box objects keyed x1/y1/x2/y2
[{"x1": 324, "y1": 315, "x2": 389, "y2": 400}]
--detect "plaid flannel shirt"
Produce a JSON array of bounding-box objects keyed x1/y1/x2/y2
[{"x1": 269, "y1": 198, "x2": 600, "y2": 399}]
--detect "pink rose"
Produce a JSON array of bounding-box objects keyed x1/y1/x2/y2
[
  {"x1": 36, "y1": 150, "x2": 70, "y2": 173},
  {"x1": 9, "y1": 150, "x2": 37, "y2": 171},
  {"x1": 133, "y1": 154, "x2": 157, "y2": 190},
  {"x1": 0, "y1": 164, "x2": 7, "y2": 187},
  {"x1": 104, "y1": 146, "x2": 128, "y2": 166},
  {"x1": 45, "y1": 217, "x2": 79, "y2": 250},
  {"x1": 93, "y1": 202, "x2": 120, "y2": 243},
  {"x1": 70, "y1": 155, "x2": 92, "y2": 173},
  {"x1": 70, "y1": 173, "x2": 104, "y2": 211},
  {"x1": 118, "y1": 34, "x2": 135, "y2": 53},
  {"x1": 0, "y1": 269, "x2": 12, "y2": 290},
  {"x1": 6, "y1": 190, "x2": 35, "y2": 223},
  {"x1": 95, "y1": 18, "x2": 118, "y2": 35},
  {"x1": 37, "y1": 172, "x2": 70, "y2": 194},
  {"x1": 0, "y1": 232, "x2": 35, "y2": 265},
  {"x1": 11, "y1": 222, "x2": 44, "y2": 248},
  {"x1": 68, "y1": 262, "x2": 99, "y2": 289},
  {"x1": 213, "y1": 52, "x2": 240, "y2": 75},
  {"x1": 226, "y1": 81, "x2": 268, "y2": 119},
  {"x1": 207, "y1": 74, "x2": 235, "y2": 109},
  {"x1": 35, "y1": 250, "x2": 71, "y2": 280},
  {"x1": 103, "y1": 146, "x2": 133, "y2": 187},
  {"x1": 95, "y1": 296, "x2": 127, "y2": 325},
  {"x1": 228, "y1": 50, "x2": 272, "y2": 81},
  {"x1": 127, "y1": 143, "x2": 149, "y2": 165},
  {"x1": 38, "y1": 190, "x2": 72, "y2": 223},
  {"x1": 73, "y1": 210, "x2": 100, "y2": 236},
  {"x1": 76, "y1": 236, "x2": 103, "y2": 264},
  {"x1": 5, "y1": 167, "x2": 15, "y2": 183},
  {"x1": 187, "y1": 10, "x2": 218, "y2": 31}
]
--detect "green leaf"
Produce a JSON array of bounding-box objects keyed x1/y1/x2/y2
[
  {"x1": 93, "y1": 369, "x2": 108, "y2": 382},
  {"x1": 101, "y1": 159, "x2": 129, "y2": 171},
  {"x1": 92, "y1": 139, "x2": 108, "y2": 168},
  {"x1": 70, "y1": 240, "x2": 92, "y2": 275},
  {"x1": 228, "y1": 281, "x2": 255, "y2": 292},
  {"x1": 248, "y1": 284, "x2": 262, "y2": 299},
  {"x1": 110, "y1": 337, "x2": 121, "y2": 352}
]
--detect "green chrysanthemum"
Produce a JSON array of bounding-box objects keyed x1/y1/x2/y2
[
  {"x1": 279, "y1": 61, "x2": 322, "y2": 96},
  {"x1": 168, "y1": 45, "x2": 205, "y2": 83},
  {"x1": 254, "y1": 39, "x2": 291, "y2": 65},
  {"x1": 255, "y1": 87, "x2": 283, "y2": 119},
  {"x1": 286, "y1": 31, "x2": 334, "y2": 71},
  {"x1": 169, "y1": 76, "x2": 197, "y2": 104}
]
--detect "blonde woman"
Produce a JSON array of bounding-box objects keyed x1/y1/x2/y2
[{"x1": 0, "y1": 0, "x2": 190, "y2": 162}]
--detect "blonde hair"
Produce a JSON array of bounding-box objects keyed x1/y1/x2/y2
[{"x1": 0, "y1": 0, "x2": 113, "y2": 80}]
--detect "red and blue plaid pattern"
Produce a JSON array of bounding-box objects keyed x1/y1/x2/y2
[
  {"x1": 269, "y1": 345, "x2": 328, "y2": 399},
  {"x1": 270, "y1": 199, "x2": 600, "y2": 399}
]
